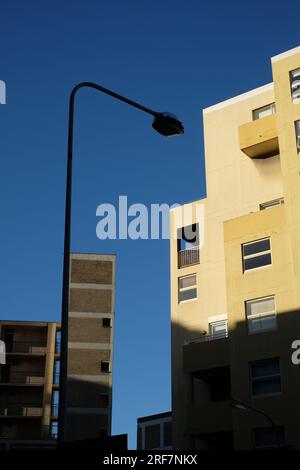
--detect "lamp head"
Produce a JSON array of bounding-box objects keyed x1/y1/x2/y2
[
  {"x1": 230, "y1": 399, "x2": 248, "y2": 411},
  {"x1": 152, "y1": 112, "x2": 184, "y2": 137}
]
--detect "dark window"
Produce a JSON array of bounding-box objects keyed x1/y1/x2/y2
[
  {"x1": 242, "y1": 239, "x2": 271, "y2": 272},
  {"x1": 163, "y1": 421, "x2": 172, "y2": 447},
  {"x1": 254, "y1": 426, "x2": 285, "y2": 448},
  {"x1": 101, "y1": 361, "x2": 110, "y2": 373},
  {"x1": 102, "y1": 318, "x2": 112, "y2": 328},
  {"x1": 99, "y1": 393, "x2": 109, "y2": 406},
  {"x1": 99, "y1": 428, "x2": 108, "y2": 438},
  {"x1": 145, "y1": 424, "x2": 160, "y2": 449},
  {"x1": 251, "y1": 358, "x2": 281, "y2": 397}
]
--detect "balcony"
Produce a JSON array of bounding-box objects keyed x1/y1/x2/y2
[
  {"x1": 0, "y1": 405, "x2": 43, "y2": 417},
  {"x1": 185, "y1": 400, "x2": 232, "y2": 436},
  {"x1": 0, "y1": 371, "x2": 44, "y2": 386},
  {"x1": 178, "y1": 247, "x2": 200, "y2": 269},
  {"x1": 183, "y1": 334, "x2": 229, "y2": 372},
  {"x1": 5, "y1": 342, "x2": 47, "y2": 355},
  {"x1": 239, "y1": 114, "x2": 279, "y2": 158}
]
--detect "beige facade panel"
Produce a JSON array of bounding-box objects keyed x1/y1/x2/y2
[
  {"x1": 239, "y1": 114, "x2": 279, "y2": 158},
  {"x1": 69, "y1": 288, "x2": 112, "y2": 313},
  {"x1": 67, "y1": 348, "x2": 110, "y2": 375},
  {"x1": 68, "y1": 317, "x2": 111, "y2": 343},
  {"x1": 183, "y1": 338, "x2": 229, "y2": 373},
  {"x1": 71, "y1": 259, "x2": 113, "y2": 285}
]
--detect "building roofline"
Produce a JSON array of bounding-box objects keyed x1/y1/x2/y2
[
  {"x1": 137, "y1": 411, "x2": 172, "y2": 423},
  {"x1": 203, "y1": 82, "x2": 273, "y2": 114},
  {"x1": 271, "y1": 46, "x2": 300, "y2": 63},
  {"x1": 71, "y1": 252, "x2": 116, "y2": 258},
  {"x1": 0, "y1": 319, "x2": 60, "y2": 326}
]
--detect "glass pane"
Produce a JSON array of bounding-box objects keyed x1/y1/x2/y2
[
  {"x1": 253, "y1": 103, "x2": 274, "y2": 120},
  {"x1": 210, "y1": 321, "x2": 228, "y2": 338},
  {"x1": 248, "y1": 315, "x2": 277, "y2": 333},
  {"x1": 254, "y1": 426, "x2": 284, "y2": 448},
  {"x1": 179, "y1": 288, "x2": 197, "y2": 302},
  {"x1": 243, "y1": 239, "x2": 270, "y2": 257},
  {"x1": 291, "y1": 68, "x2": 300, "y2": 103},
  {"x1": 244, "y1": 253, "x2": 272, "y2": 271},
  {"x1": 246, "y1": 297, "x2": 275, "y2": 316},
  {"x1": 251, "y1": 359, "x2": 280, "y2": 378},
  {"x1": 252, "y1": 377, "x2": 281, "y2": 396},
  {"x1": 179, "y1": 275, "x2": 196, "y2": 289}
]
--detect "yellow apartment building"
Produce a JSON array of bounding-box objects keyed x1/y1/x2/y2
[{"x1": 170, "y1": 46, "x2": 300, "y2": 450}]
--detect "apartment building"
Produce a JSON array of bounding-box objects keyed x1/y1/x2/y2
[
  {"x1": 65, "y1": 252, "x2": 115, "y2": 442},
  {"x1": 170, "y1": 46, "x2": 300, "y2": 450},
  {"x1": 137, "y1": 412, "x2": 172, "y2": 450},
  {"x1": 0, "y1": 252, "x2": 115, "y2": 448},
  {"x1": 0, "y1": 320, "x2": 60, "y2": 448}
]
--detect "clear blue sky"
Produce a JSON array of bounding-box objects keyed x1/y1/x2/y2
[{"x1": 1, "y1": 0, "x2": 300, "y2": 449}]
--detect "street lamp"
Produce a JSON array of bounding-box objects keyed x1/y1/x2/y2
[
  {"x1": 230, "y1": 398, "x2": 280, "y2": 449},
  {"x1": 58, "y1": 82, "x2": 184, "y2": 446}
]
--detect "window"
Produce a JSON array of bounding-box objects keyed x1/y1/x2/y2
[
  {"x1": 209, "y1": 320, "x2": 228, "y2": 339},
  {"x1": 102, "y1": 318, "x2": 112, "y2": 328},
  {"x1": 295, "y1": 120, "x2": 300, "y2": 152},
  {"x1": 177, "y1": 224, "x2": 200, "y2": 268},
  {"x1": 242, "y1": 238, "x2": 272, "y2": 272},
  {"x1": 259, "y1": 198, "x2": 284, "y2": 210},
  {"x1": 254, "y1": 426, "x2": 285, "y2": 449},
  {"x1": 53, "y1": 360, "x2": 60, "y2": 385},
  {"x1": 252, "y1": 103, "x2": 275, "y2": 120},
  {"x1": 101, "y1": 361, "x2": 110, "y2": 373},
  {"x1": 250, "y1": 358, "x2": 281, "y2": 397},
  {"x1": 246, "y1": 296, "x2": 277, "y2": 334},
  {"x1": 178, "y1": 275, "x2": 197, "y2": 302},
  {"x1": 55, "y1": 331, "x2": 61, "y2": 354},
  {"x1": 99, "y1": 428, "x2": 108, "y2": 437},
  {"x1": 99, "y1": 393, "x2": 109, "y2": 406},
  {"x1": 50, "y1": 421, "x2": 58, "y2": 439},
  {"x1": 51, "y1": 391, "x2": 59, "y2": 416},
  {"x1": 290, "y1": 68, "x2": 300, "y2": 103},
  {"x1": 145, "y1": 424, "x2": 160, "y2": 449}
]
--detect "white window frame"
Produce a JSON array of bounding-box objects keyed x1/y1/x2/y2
[
  {"x1": 245, "y1": 295, "x2": 277, "y2": 334},
  {"x1": 290, "y1": 68, "x2": 300, "y2": 104},
  {"x1": 178, "y1": 274, "x2": 197, "y2": 303},
  {"x1": 250, "y1": 359, "x2": 281, "y2": 398},
  {"x1": 242, "y1": 238, "x2": 272, "y2": 272},
  {"x1": 209, "y1": 320, "x2": 228, "y2": 340},
  {"x1": 252, "y1": 102, "x2": 276, "y2": 120}
]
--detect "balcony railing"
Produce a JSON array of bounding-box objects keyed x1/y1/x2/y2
[
  {"x1": 0, "y1": 371, "x2": 44, "y2": 385},
  {"x1": 0, "y1": 404, "x2": 43, "y2": 417},
  {"x1": 178, "y1": 247, "x2": 200, "y2": 268},
  {"x1": 5, "y1": 342, "x2": 47, "y2": 354},
  {"x1": 184, "y1": 331, "x2": 228, "y2": 346}
]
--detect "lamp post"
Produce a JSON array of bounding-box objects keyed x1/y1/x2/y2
[
  {"x1": 230, "y1": 398, "x2": 280, "y2": 449},
  {"x1": 57, "y1": 82, "x2": 184, "y2": 446}
]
